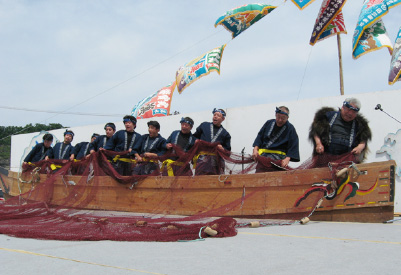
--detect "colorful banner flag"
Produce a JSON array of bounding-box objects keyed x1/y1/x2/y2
[
  {"x1": 353, "y1": 19, "x2": 392, "y2": 59},
  {"x1": 310, "y1": 0, "x2": 348, "y2": 46},
  {"x1": 214, "y1": 4, "x2": 276, "y2": 38},
  {"x1": 290, "y1": 0, "x2": 316, "y2": 10},
  {"x1": 353, "y1": 0, "x2": 401, "y2": 55},
  {"x1": 131, "y1": 82, "x2": 176, "y2": 119},
  {"x1": 315, "y1": 11, "x2": 347, "y2": 43},
  {"x1": 389, "y1": 27, "x2": 401, "y2": 85},
  {"x1": 176, "y1": 44, "x2": 226, "y2": 94}
]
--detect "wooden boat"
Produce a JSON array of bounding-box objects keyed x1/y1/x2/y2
[{"x1": 0, "y1": 160, "x2": 395, "y2": 223}]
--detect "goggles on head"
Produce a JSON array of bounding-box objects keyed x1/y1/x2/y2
[
  {"x1": 123, "y1": 118, "x2": 135, "y2": 123},
  {"x1": 64, "y1": 131, "x2": 74, "y2": 137},
  {"x1": 275, "y1": 107, "x2": 288, "y2": 116},
  {"x1": 180, "y1": 117, "x2": 194, "y2": 126},
  {"x1": 343, "y1": 101, "x2": 360, "y2": 112},
  {"x1": 212, "y1": 108, "x2": 226, "y2": 117},
  {"x1": 104, "y1": 123, "x2": 116, "y2": 131}
]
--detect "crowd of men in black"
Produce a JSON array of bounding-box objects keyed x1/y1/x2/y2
[{"x1": 24, "y1": 97, "x2": 371, "y2": 176}]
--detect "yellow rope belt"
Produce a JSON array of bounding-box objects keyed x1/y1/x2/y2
[
  {"x1": 161, "y1": 159, "x2": 185, "y2": 176},
  {"x1": 192, "y1": 151, "x2": 217, "y2": 169},
  {"x1": 258, "y1": 149, "x2": 286, "y2": 156}
]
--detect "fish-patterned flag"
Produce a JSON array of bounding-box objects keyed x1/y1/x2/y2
[
  {"x1": 310, "y1": 0, "x2": 348, "y2": 46},
  {"x1": 214, "y1": 4, "x2": 276, "y2": 38},
  {"x1": 353, "y1": 19, "x2": 392, "y2": 59},
  {"x1": 353, "y1": 0, "x2": 401, "y2": 57},
  {"x1": 290, "y1": 0, "x2": 316, "y2": 10},
  {"x1": 389, "y1": 27, "x2": 401, "y2": 85},
  {"x1": 131, "y1": 82, "x2": 176, "y2": 119},
  {"x1": 176, "y1": 45, "x2": 226, "y2": 94}
]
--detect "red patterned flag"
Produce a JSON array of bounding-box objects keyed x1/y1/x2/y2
[
  {"x1": 131, "y1": 82, "x2": 176, "y2": 119},
  {"x1": 310, "y1": 0, "x2": 348, "y2": 46},
  {"x1": 315, "y1": 11, "x2": 347, "y2": 43}
]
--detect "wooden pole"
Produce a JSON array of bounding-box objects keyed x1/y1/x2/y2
[{"x1": 337, "y1": 33, "x2": 344, "y2": 95}]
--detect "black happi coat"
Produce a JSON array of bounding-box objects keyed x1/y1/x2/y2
[
  {"x1": 193, "y1": 122, "x2": 231, "y2": 151},
  {"x1": 253, "y1": 119, "x2": 300, "y2": 162},
  {"x1": 24, "y1": 143, "x2": 52, "y2": 163}
]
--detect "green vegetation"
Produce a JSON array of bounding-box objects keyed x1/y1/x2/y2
[{"x1": 0, "y1": 123, "x2": 66, "y2": 168}]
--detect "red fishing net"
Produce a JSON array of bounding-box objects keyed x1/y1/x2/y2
[{"x1": 0, "y1": 141, "x2": 357, "y2": 241}]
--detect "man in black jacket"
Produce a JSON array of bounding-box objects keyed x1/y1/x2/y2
[{"x1": 309, "y1": 98, "x2": 372, "y2": 161}]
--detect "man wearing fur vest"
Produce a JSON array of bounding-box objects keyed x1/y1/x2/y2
[{"x1": 309, "y1": 98, "x2": 372, "y2": 162}]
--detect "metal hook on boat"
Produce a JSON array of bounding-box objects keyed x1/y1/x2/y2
[
  {"x1": 61, "y1": 175, "x2": 67, "y2": 188},
  {"x1": 18, "y1": 167, "x2": 41, "y2": 184},
  {"x1": 61, "y1": 175, "x2": 76, "y2": 187},
  {"x1": 350, "y1": 162, "x2": 362, "y2": 175},
  {"x1": 218, "y1": 174, "x2": 229, "y2": 182},
  {"x1": 327, "y1": 162, "x2": 338, "y2": 189},
  {"x1": 129, "y1": 181, "x2": 138, "y2": 190},
  {"x1": 337, "y1": 162, "x2": 363, "y2": 183},
  {"x1": 86, "y1": 163, "x2": 94, "y2": 183}
]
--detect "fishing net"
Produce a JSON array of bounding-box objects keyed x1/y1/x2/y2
[{"x1": 0, "y1": 140, "x2": 357, "y2": 241}]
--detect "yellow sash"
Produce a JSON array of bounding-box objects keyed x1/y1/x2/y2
[
  {"x1": 192, "y1": 151, "x2": 217, "y2": 169},
  {"x1": 161, "y1": 159, "x2": 185, "y2": 176},
  {"x1": 50, "y1": 164, "x2": 62, "y2": 170},
  {"x1": 258, "y1": 149, "x2": 286, "y2": 156},
  {"x1": 112, "y1": 155, "x2": 137, "y2": 163}
]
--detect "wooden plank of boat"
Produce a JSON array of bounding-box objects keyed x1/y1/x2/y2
[{"x1": 2, "y1": 160, "x2": 395, "y2": 223}]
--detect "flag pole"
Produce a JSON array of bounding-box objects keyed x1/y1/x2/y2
[{"x1": 337, "y1": 33, "x2": 344, "y2": 95}]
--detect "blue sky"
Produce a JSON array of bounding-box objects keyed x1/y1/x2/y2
[{"x1": 1, "y1": 0, "x2": 400, "y2": 127}]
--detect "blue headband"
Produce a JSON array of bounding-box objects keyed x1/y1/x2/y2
[
  {"x1": 212, "y1": 108, "x2": 226, "y2": 117},
  {"x1": 180, "y1": 117, "x2": 194, "y2": 126},
  {"x1": 104, "y1": 123, "x2": 116, "y2": 131},
  {"x1": 123, "y1": 118, "x2": 136, "y2": 124},
  {"x1": 343, "y1": 101, "x2": 360, "y2": 112},
  {"x1": 275, "y1": 107, "x2": 288, "y2": 116},
  {"x1": 64, "y1": 131, "x2": 74, "y2": 137}
]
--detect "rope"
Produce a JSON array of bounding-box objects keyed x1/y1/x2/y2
[
  {"x1": 177, "y1": 226, "x2": 206, "y2": 242},
  {"x1": 0, "y1": 30, "x2": 225, "y2": 141},
  {"x1": 0, "y1": 105, "x2": 123, "y2": 117},
  {"x1": 384, "y1": 217, "x2": 401, "y2": 223},
  {"x1": 306, "y1": 198, "x2": 324, "y2": 219},
  {"x1": 296, "y1": 46, "x2": 313, "y2": 100}
]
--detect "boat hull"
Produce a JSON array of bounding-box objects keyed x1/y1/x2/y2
[{"x1": 0, "y1": 161, "x2": 395, "y2": 223}]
